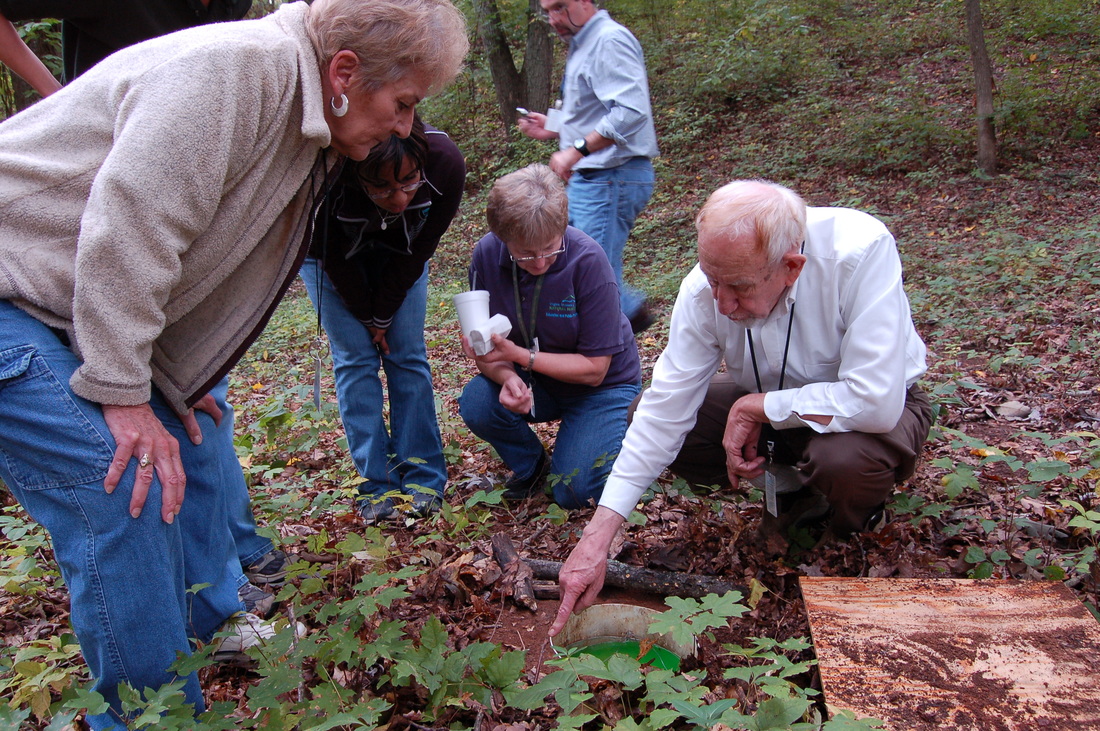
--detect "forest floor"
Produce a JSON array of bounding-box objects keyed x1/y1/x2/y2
[
  {"x1": 192, "y1": 123, "x2": 1099, "y2": 726},
  {"x1": 2, "y1": 1, "x2": 1099, "y2": 724}
]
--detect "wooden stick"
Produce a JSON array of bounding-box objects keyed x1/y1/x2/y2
[
  {"x1": 526, "y1": 558, "x2": 747, "y2": 599},
  {"x1": 491, "y1": 534, "x2": 538, "y2": 611}
]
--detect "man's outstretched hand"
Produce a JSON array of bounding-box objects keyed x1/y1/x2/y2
[{"x1": 549, "y1": 506, "x2": 626, "y2": 637}]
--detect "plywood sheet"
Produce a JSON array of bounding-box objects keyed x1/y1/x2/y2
[{"x1": 800, "y1": 578, "x2": 1100, "y2": 731}]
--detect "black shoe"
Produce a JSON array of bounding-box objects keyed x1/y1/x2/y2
[
  {"x1": 357, "y1": 496, "x2": 397, "y2": 525},
  {"x1": 787, "y1": 490, "x2": 832, "y2": 531},
  {"x1": 628, "y1": 303, "x2": 655, "y2": 335},
  {"x1": 862, "y1": 502, "x2": 890, "y2": 533},
  {"x1": 502, "y1": 452, "x2": 550, "y2": 500},
  {"x1": 244, "y1": 549, "x2": 290, "y2": 587},
  {"x1": 410, "y1": 491, "x2": 443, "y2": 518}
]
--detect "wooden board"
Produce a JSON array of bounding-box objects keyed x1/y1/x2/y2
[{"x1": 800, "y1": 578, "x2": 1100, "y2": 731}]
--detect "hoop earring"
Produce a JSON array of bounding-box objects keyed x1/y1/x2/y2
[{"x1": 330, "y1": 93, "x2": 349, "y2": 118}]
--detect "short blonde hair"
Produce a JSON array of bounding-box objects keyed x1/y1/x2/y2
[
  {"x1": 695, "y1": 180, "x2": 807, "y2": 267},
  {"x1": 486, "y1": 164, "x2": 569, "y2": 247},
  {"x1": 306, "y1": 0, "x2": 469, "y2": 94}
]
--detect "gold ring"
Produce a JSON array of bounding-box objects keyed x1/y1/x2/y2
[{"x1": 139, "y1": 453, "x2": 150, "y2": 469}]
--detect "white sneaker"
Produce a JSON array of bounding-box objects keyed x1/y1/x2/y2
[{"x1": 211, "y1": 612, "x2": 277, "y2": 663}]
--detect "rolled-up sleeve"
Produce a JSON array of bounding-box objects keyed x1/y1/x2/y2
[
  {"x1": 589, "y1": 36, "x2": 652, "y2": 145},
  {"x1": 763, "y1": 230, "x2": 916, "y2": 434}
]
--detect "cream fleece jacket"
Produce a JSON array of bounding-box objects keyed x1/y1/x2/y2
[{"x1": 0, "y1": 2, "x2": 333, "y2": 413}]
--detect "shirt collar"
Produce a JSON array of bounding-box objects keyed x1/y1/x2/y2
[
  {"x1": 748, "y1": 279, "x2": 798, "y2": 330},
  {"x1": 571, "y1": 9, "x2": 610, "y2": 48},
  {"x1": 765, "y1": 244, "x2": 805, "y2": 322}
]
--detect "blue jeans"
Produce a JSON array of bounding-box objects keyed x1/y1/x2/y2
[
  {"x1": 212, "y1": 376, "x2": 274, "y2": 571},
  {"x1": 300, "y1": 259, "x2": 447, "y2": 499},
  {"x1": 567, "y1": 157, "x2": 655, "y2": 321},
  {"x1": 0, "y1": 301, "x2": 242, "y2": 730},
  {"x1": 458, "y1": 374, "x2": 640, "y2": 509}
]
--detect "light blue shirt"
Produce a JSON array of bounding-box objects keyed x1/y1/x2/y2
[{"x1": 559, "y1": 10, "x2": 659, "y2": 170}]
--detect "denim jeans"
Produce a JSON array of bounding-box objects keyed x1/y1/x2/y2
[
  {"x1": 458, "y1": 374, "x2": 640, "y2": 509},
  {"x1": 211, "y1": 376, "x2": 275, "y2": 571},
  {"x1": 567, "y1": 157, "x2": 655, "y2": 321},
  {"x1": 0, "y1": 301, "x2": 242, "y2": 729},
  {"x1": 300, "y1": 259, "x2": 447, "y2": 499}
]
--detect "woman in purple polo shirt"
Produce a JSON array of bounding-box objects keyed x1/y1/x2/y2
[{"x1": 458, "y1": 164, "x2": 642, "y2": 509}]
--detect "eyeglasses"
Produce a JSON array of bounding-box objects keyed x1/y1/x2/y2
[
  {"x1": 535, "y1": 1, "x2": 573, "y2": 20},
  {"x1": 365, "y1": 179, "x2": 425, "y2": 201},
  {"x1": 509, "y1": 237, "x2": 566, "y2": 263}
]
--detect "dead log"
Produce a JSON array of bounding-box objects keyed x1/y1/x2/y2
[
  {"x1": 491, "y1": 534, "x2": 538, "y2": 611},
  {"x1": 525, "y1": 558, "x2": 747, "y2": 600}
]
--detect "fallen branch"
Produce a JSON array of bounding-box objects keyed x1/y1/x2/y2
[
  {"x1": 533, "y1": 580, "x2": 560, "y2": 600},
  {"x1": 491, "y1": 534, "x2": 538, "y2": 611},
  {"x1": 526, "y1": 558, "x2": 748, "y2": 599}
]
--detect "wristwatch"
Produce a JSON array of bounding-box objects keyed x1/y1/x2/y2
[{"x1": 572, "y1": 137, "x2": 591, "y2": 156}]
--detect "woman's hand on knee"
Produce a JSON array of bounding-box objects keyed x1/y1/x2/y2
[{"x1": 102, "y1": 403, "x2": 185, "y2": 523}]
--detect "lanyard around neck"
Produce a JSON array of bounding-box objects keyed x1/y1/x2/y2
[
  {"x1": 511, "y1": 261, "x2": 545, "y2": 349},
  {"x1": 747, "y1": 301, "x2": 795, "y2": 394},
  {"x1": 746, "y1": 242, "x2": 805, "y2": 393}
]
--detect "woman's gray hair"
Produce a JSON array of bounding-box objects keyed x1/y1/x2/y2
[
  {"x1": 306, "y1": 0, "x2": 469, "y2": 94},
  {"x1": 695, "y1": 180, "x2": 807, "y2": 267},
  {"x1": 486, "y1": 164, "x2": 569, "y2": 247}
]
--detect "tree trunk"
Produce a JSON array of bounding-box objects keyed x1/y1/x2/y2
[
  {"x1": 965, "y1": 0, "x2": 997, "y2": 174},
  {"x1": 470, "y1": 0, "x2": 553, "y2": 130},
  {"x1": 522, "y1": 0, "x2": 553, "y2": 112}
]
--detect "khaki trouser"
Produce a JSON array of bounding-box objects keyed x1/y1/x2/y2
[{"x1": 648, "y1": 374, "x2": 935, "y2": 534}]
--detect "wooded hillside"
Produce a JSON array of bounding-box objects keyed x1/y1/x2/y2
[{"x1": 1, "y1": 0, "x2": 1098, "y2": 728}]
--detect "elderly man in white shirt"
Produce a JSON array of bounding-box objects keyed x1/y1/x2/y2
[{"x1": 549, "y1": 180, "x2": 934, "y2": 635}]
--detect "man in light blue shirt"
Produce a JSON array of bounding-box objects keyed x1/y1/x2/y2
[{"x1": 518, "y1": 0, "x2": 659, "y2": 333}]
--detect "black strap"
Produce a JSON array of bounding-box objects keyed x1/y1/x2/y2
[
  {"x1": 511, "y1": 261, "x2": 545, "y2": 349},
  {"x1": 747, "y1": 300, "x2": 795, "y2": 394},
  {"x1": 747, "y1": 242, "x2": 804, "y2": 394}
]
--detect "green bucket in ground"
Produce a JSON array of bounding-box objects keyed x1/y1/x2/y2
[
  {"x1": 574, "y1": 638, "x2": 682, "y2": 670},
  {"x1": 555, "y1": 603, "x2": 697, "y2": 670}
]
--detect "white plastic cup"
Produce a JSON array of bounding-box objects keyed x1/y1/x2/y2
[
  {"x1": 545, "y1": 107, "x2": 563, "y2": 133},
  {"x1": 453, "y1": 290, "x2": 491, "y2": 338}
]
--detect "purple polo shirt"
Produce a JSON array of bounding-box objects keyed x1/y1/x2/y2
[{"x1": 469, "y1": 226, "x2": 642, "y2": 400}]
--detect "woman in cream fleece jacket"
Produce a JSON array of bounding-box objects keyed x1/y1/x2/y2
[{"x1": 0, "y1": 0, "x2": 467, "y2": 727}]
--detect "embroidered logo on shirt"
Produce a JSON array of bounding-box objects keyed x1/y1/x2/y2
[{"x1": 547, "y1": 295, "x2": 578, "y2": 319}]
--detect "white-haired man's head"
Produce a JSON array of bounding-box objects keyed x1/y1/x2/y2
[{"x1": 695, "y1": 180, "x2": 808, "y2": 323}]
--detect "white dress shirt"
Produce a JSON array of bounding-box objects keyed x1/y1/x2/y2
[{"x1": 598, "y1": 206, "x2": 928, "y2": 518}]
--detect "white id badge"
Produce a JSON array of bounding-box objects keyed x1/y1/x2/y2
[{"x1": 765, "y1": 471, "x2": 779, "y2": 517}]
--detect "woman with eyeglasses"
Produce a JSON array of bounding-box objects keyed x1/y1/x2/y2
[
  {"x1": 458, "y1": 164, "x2": 641, "y2": 510},
  {"x1": 300, "y1": 116, "x2": 465, "y2": 524}
]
